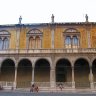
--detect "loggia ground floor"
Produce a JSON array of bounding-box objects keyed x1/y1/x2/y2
[{"x1": 0, "y1": 49, "x2": 96, "y2": 90}]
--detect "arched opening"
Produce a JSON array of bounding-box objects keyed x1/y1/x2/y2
[
  {"x1": 72, "y1": 36, "x2": 78, "y2": 48},
  {"x1": 35, "y1": 36, "x2": 41, "y2": 48},
  {"x1": 74, "y1": 58, "x2": 90, "y2": 88},
  {"x1": 27, "y1": 29, "x2": 42, "y2": 49},
  {"x1": 34, "y1": 59, "x2": 50, "y2": 85},
  {"x1": 29, "y1": 37, "x2": 35, "y2": 49},
  {"x1": 65, "y1": 36, "x2": 71, "y2": 48},
  {"x1": 92, "y1": 59, "x2": 96, "y2": 82},
  {"x1": 56, "y1": 59, "x2": 72, "y2": 82},
  {"x1": 0, "y1": 59, "x2": 15, "y2": 81},
  {"x1": 3, "y1": 38, "x2": 9, "y2": 49},
  {"x1": 17, "y1": 59, "x2": 32, "y2": 88}
]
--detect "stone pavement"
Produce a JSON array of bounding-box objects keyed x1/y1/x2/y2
[{"x1": 0, "y1": 91, "x2": 96, "y2": 96}]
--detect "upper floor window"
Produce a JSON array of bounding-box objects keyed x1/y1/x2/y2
[
  {"x1": 63, "y1": 28, "x2": 80, "y2": 48},
  {"x1": 0, "y1": 31, "x2": 10, "y2": 50},
  {"x1": 65, "y1": 36, "x2": 71, "y2": 48},
  {"x1": 29, "y1": 37, "x2": 34, "y2": 49},
  {"x1": 73, "y1": 36, "x2": 78, "y2": 48},
  {"x1": 35, "y1": 36, "x2": 41, "y2": 48},
  {"x1": 3, "y1": 38, "x2": 9, "y2": 49},
  {"x1": 27, "y1": 29, "x2": 43, "y2": 49}
]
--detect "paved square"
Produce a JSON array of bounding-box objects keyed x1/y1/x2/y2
[{"x1": 0, "y1": 91, "x2": 96, "y2": 96}]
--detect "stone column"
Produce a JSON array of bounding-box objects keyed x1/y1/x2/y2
[
  {"x1": 72, "y1": 66, "x2": 75, "y2": 88},
  {"x1": 50, "y1": 68, "x2": 56, "y2": 88},
  {"x1": 14, "y1": 66, "x2": 17, "y2": 89},
  {"x1": 32, "y1": 67, "x2": 35, "y2": 84},
  {"x1": 89, "y1": 66, "x2": 94, "y2": 89}
]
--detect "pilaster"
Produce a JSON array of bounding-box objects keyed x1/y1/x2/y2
[
  {"x1": 51, "y1": 25, "x2": 55, "y2": 49},
  {"x1": 87, "y1": 30, "x2": 91, "y2": 48},
  {"x1": 16, "y1": 28, "x2": 21, "y2": 49}
]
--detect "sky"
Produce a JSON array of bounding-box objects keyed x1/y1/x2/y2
[{"x1": 0, "y1": 0, "x2": 96, "y2": 24}]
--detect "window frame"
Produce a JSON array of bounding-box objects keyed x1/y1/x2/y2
[
  {"x1": 27, "y1": 29, "x2": 43, "y2": 49},
  {"x1": 63, "y1": 28, "x2": 80, "y2": 48},
  {"x1": 0, "y1": 30, "x2": 10, "y2": 50}
]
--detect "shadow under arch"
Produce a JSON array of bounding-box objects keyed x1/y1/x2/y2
[
  {"x1": 17, "y1": 59, "x2": 32, "y2": 88},
  {"x1": 56, "y1": 58, "x2": 72, "y2": 83},
  {"x1": 34, "y1": 59, "x2": 50, "y2": 87},
  {"x1": 74, "y1": 58, "x2": 90, "y2": 88},
  {"x1": 0, "y1": 58, "x2": 15, "y2": 82}
]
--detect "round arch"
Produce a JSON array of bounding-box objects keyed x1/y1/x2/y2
[
  {"x1": 17, "y1": 59, "x2": 32, "y2": 88},
  {"x1": 74, "y1": 58, "x2": 90, "y2": 88},
  {"x1": 0, "y1": 30, "x2": 11, "y2": 35},
  {"x1": 73, "y1": 57, "x2": 90, "y2": 67},
  {"x1": 0, "y1": 58, "x2": 15, "y2": 82},
  {"x1": 17, "y1": 58, "x2": 32, "y2": 67},
  {"x1": 64, "y1": 28, "x2": 79, "y2": 33},
  {"x1": 56, "y1": 58, "x2": 72, "y2": 83},
  {"x1": 34, "y1": 59, "x2": 50, "y2": 84},
  {"x1": 0, "y1": 57, "x2": 16, "y2": 67},
  {"x1": 34, "y1": 57, "x2": 51, "y2": 68},
  {"x1": 27, "y1": 28, "x2": 42, "y2": 34},
  {"x1": 55, "y1": 57, "x2": 72, "y2": 67}
]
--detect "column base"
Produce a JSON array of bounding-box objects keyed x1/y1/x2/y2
[
  {"x1": 50, "y1": 81, "x2": 56, "y2": 88},
  {"x1": 90, "y1": 82, "x2": 94, "y2": 89},
  {"x1": 13, "y1": 82, "x2": 16, "y2": 89},
  {"x1": 31, "y1": 82, "x2": 34, "y2": 85},
  {"x1": 72, "y1": 82, "x2": 75, "y2": 89}
]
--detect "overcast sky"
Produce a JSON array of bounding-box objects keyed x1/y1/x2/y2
[{"x1": 0, "y1": 0, "x2": 96, "y2": 24}]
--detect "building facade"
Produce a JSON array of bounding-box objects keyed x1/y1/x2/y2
[{"x1": 0, "y1": 16, "x2": 96, "y2": 90}]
